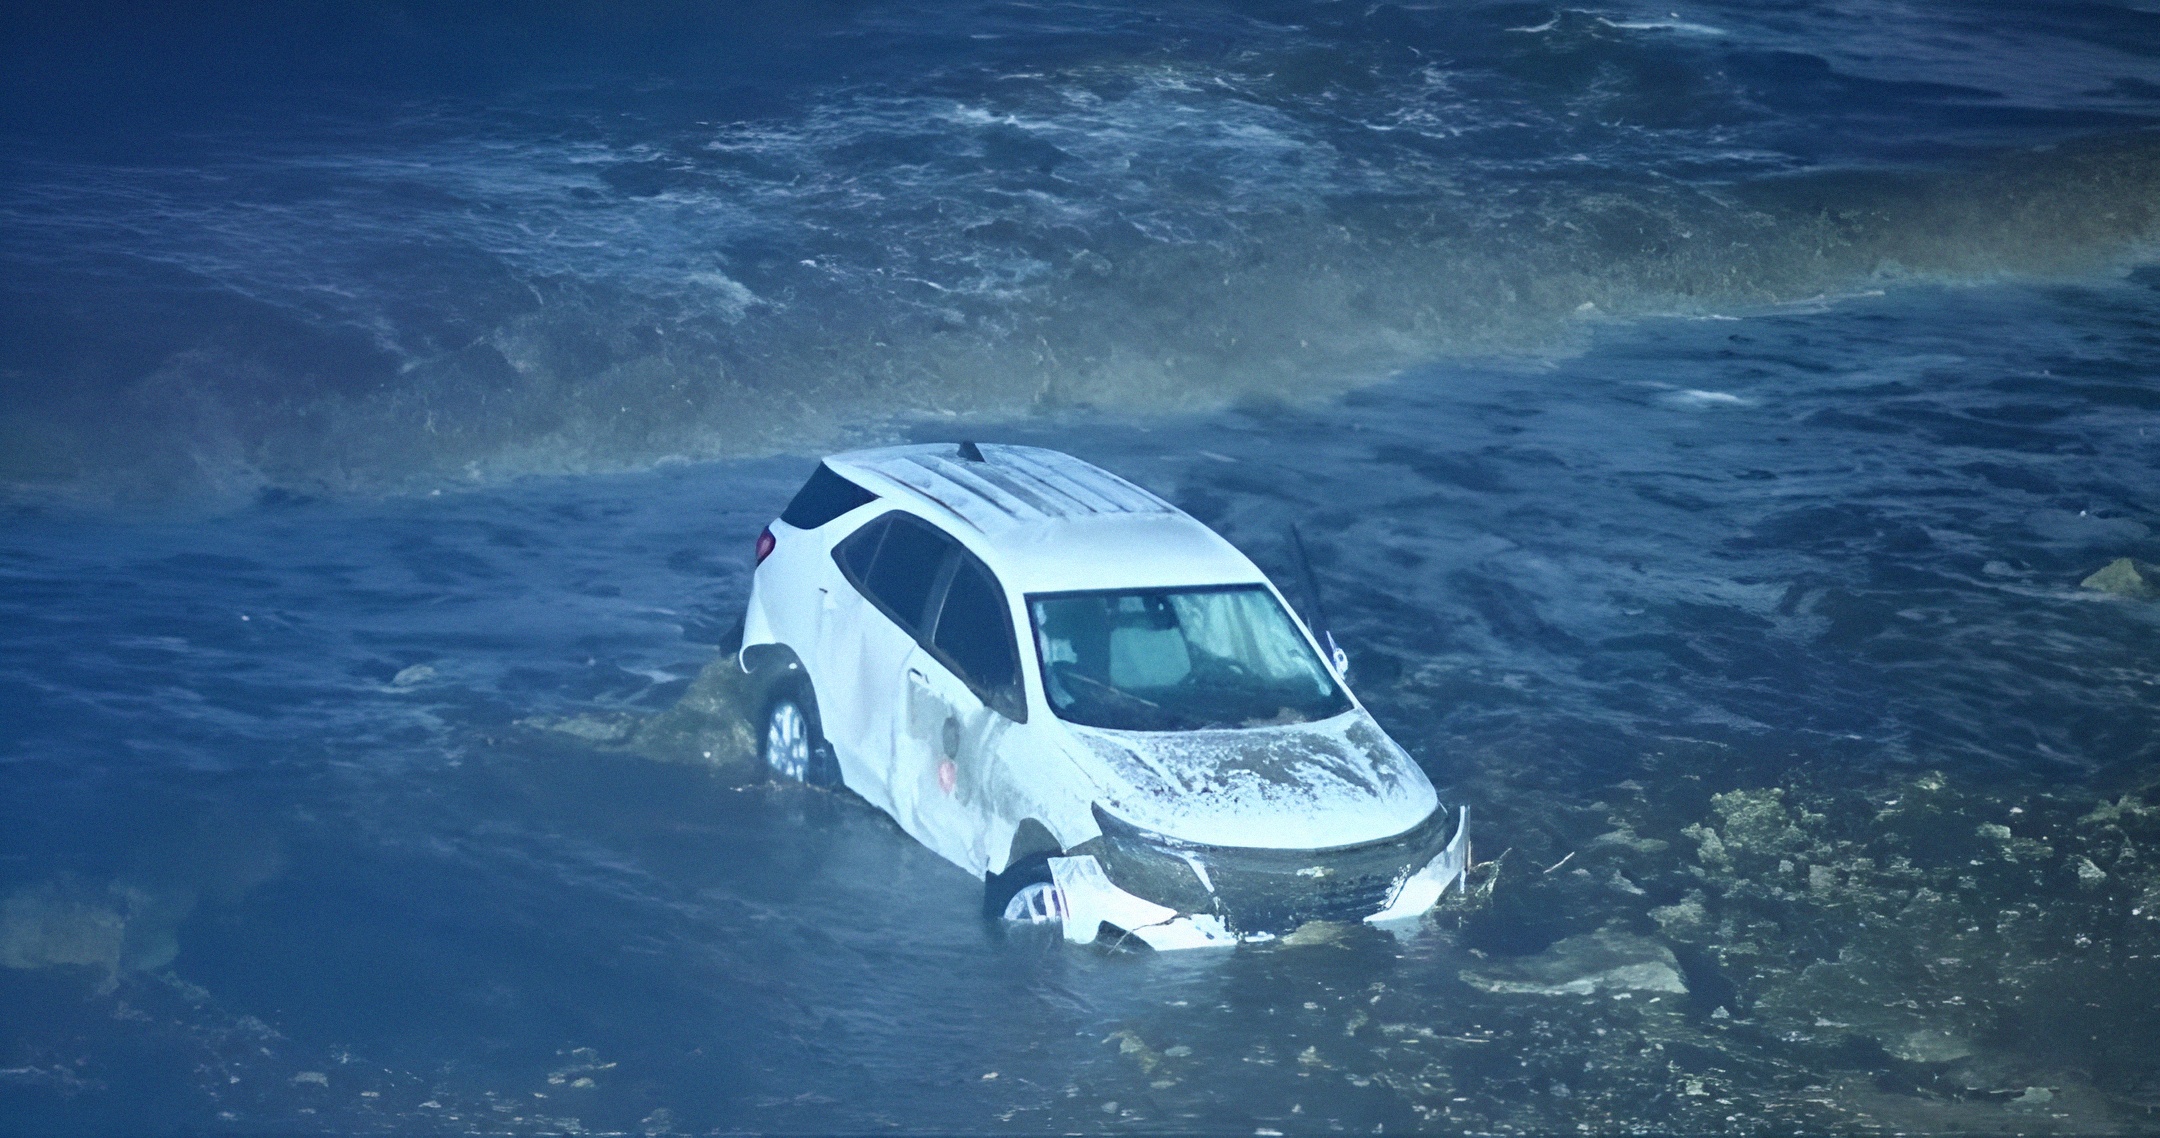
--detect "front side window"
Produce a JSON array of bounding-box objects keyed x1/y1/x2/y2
[
  {"x1": 930, "y1": 556, "x2": 1024, "y2": 719},
  {"x1": 1028, "y1": 585, "x2": 1350, "y2": 732}
]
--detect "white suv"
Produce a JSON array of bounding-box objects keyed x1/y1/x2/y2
[{"x1": 738, "y1": 443, "x2": 1468, "y2": 949}]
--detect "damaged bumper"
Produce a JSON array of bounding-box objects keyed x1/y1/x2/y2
[
  {"x1": 1364, "y1": 804, "x2": 1472, "y2": 925},
  {"x1": 1048, "y1": 805, "x2": 1470, "y2": 949},
  {"x1": 1048, "y1": 854, "x2": 1238, "y2": 950}
]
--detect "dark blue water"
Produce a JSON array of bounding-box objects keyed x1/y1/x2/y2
[{"x1": 5, "y1": 3, "x2": 2160, "y2": 1132}]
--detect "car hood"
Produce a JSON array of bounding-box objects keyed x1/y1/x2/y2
[{"x1": 1063, "y1": 710, "x2": 1438, "y2": 850}]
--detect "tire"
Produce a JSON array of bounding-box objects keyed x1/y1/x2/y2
[
  {"x1": 761, "y1": 683, "x2": 835, "y2": 786},
  {"x1": 983, "y1": 853, "x2": 1064, "y2": 922}
]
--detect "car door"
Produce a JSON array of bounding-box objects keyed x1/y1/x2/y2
[
  {"x1": 819, "y1": 513, "x2": 949, "y2": 809},
  {"x1": 893, "y1": 550, "x2": 1027, "y2": 877}
]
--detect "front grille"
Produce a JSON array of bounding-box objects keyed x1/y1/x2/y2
[{"x1": 1080, "y1": 803, "x2": 1456, "y2": 936}]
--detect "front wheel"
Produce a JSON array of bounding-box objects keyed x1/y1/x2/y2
[
  {"x1": 984, "y1": 854, "x2": 1065, "y2": 923},
  {"x1": 1003, "y1": 881, "x2": 1067, "y2": 924}
]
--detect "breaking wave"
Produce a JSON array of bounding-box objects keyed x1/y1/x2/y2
[{"x1": 5, "y1": 19, "x2": 2160, "y2": 504}]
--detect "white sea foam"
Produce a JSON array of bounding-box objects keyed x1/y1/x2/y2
[
  {"x1": 1667, "y1": 389, "x2": 1749, "y2": 407},
  {"x1": 1596, "y1": 16, "x2": 1727, "y2": 36}
]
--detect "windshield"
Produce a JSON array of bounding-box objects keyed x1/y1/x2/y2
[{"x1": 1028, "y1": 585, "x2": 1352, "y2": 732}]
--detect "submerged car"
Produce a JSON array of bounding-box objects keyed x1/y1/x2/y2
[{"x1": 737, "y1": 442, "x2": 1469, "y2": 948}]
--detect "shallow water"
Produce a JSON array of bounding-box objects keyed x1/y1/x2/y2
[{"x1": 5, "y1": 1, "x2": 2160, "y2": 1133}]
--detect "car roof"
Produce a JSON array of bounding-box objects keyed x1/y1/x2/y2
[{"x1": 821, "y1": 443, "x2": 1269, "y2": 594}]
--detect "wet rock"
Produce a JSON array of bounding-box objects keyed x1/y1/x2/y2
[
  {"x1": 2080, "y1": 557, "x2": 2156, "y2": 599},
  {"x1": 1710, "y1": 789, "x2": 1813, "y2": 858},
  {"x1": 1460, "y1": 930, "x2": 1687, "y2": 997},
  {"x1": 1586, "y1": 826, "x2": 1669, "y2": 856},
  {"x1": 2079, "y1": 794, "x2": 2157, "y2": 828},
  {"x1": 2073, "y1": 856, "x2": 2107, "y2": 887},
  {"x1": 1650, "y1": 891, "x2": 1708, "y2": 936},
  {"x1": 1976, "y1": 821, "x2": 2051, "y2": 862},
  {"x1": 1681, "y1": 824, "x2": 1731, "y2": 871}
]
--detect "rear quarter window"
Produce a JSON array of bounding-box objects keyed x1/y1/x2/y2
[
  {"x1": 779, "y1": 464, "x2": 877, "y2": 529},
  {"x1": 834, "y1": 513, "x2": 952, "y2": 635}
]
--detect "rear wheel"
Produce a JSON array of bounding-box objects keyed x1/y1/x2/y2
[{"x1": 761, "y1": 684, "x2": 834, "y2": 785}]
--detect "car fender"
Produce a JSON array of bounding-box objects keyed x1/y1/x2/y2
[
  {"x1": 738, "y1": 580, "x2": 781, "y2": 671},
  {"x1": 973, "y1": 726, "x2": 1113, "y2": 876},
  {"x1": 739, "y1": 639, "x2": 803, "y2": 686}
]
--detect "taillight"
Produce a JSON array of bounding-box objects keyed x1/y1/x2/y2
[{"x1": 754, "y1": 525, "x2": 776, "y2": 566}]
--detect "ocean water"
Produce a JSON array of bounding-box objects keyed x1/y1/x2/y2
[{"x1": 4, "y1": 2, "x2": 2159, "y2": 1133}]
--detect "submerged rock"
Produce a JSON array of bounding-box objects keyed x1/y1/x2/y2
[
  {"x1": 0, "y1": 876, "x2": 193, "y2": 983},
  {"x1": 1460, "y1": 930, "x2": 1687, "y2": 997},
  {"x1": 628, "y1": 654, "x2": 761, "y2": 768},
  {"x1": 1887, "y1": 1027, "x2": 1979, "y2": 1064},
  {"x1": 1278, "y1": 920, "x2": 1354, "y2": 947},
  {"x1": 523, "y1": 713, "x2": 636, "y2": 744},
  {"x1": 2080, "y1": 557, "x2": 2155, "y2": 599},
  {"x1": 0, "y1": 883, "x2": 125, "y2": 973},
  {"x1": 509, "y1": 650, "x2": 762, "y2": 774}
]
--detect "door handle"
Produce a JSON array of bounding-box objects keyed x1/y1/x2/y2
[{"x1": 907, "y1": 668, "x2": 927, "y2": 683}]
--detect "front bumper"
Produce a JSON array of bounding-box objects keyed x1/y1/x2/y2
[{"x1": 1049, "y1": 805, "x2": 1470, "y2": 948}]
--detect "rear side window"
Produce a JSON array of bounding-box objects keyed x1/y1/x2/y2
[
  {"x1": 835, "y1": 515, "x2": 883, "y2": 581},
  {"x1": 931, "y1": 555, "x2": 1023, "y2": 717},
  {"x1": 836, "y1": 513, "x2": 951, "y2": 635},
  {"x1": 833, "y1": 512, "x2": 1027, "y2": 722},
  {"x1": 779, "y1": 464, "x2": 877, "y2": 530}
]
